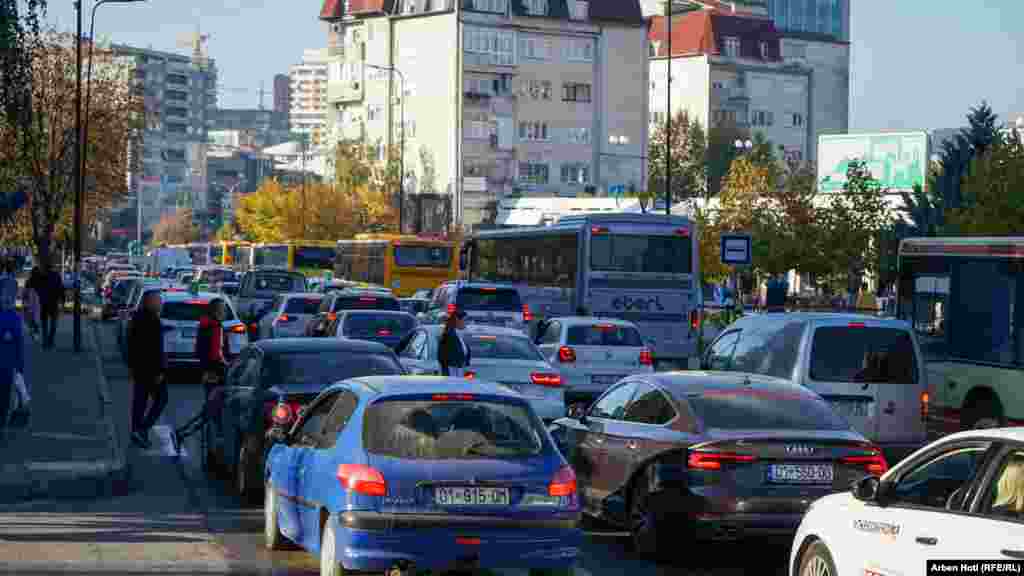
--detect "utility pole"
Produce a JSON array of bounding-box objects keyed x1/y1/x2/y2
[
  {"x1": 72, "y1": 0, "x2": 83, "y2": 352},
  {"x1": 664, "y1": 0, "x2": 672, "y2": 216}
]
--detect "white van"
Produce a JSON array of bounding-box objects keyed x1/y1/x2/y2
[{"x1": 701, "y1": 312, "x2": 928, "y2": 462}]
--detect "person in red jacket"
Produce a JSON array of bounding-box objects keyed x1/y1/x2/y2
[{"x1": 173, "y1": 299, "x2": 230, "y2": 451}]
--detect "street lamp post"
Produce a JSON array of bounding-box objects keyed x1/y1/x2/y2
[
  {"x1": 664, "y1": 0, "x2": 673, "y2": 216},
  {"x1": 366, "y1": 63, "x2": 405, "y2": 234}
]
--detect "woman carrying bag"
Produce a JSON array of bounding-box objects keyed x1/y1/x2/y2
[
  {"x1": 437, "y1": 308, "x2": 471, "y2": 377},
  {"x1": 0, "y1": 294, "x2": 26, "y2": 432}
]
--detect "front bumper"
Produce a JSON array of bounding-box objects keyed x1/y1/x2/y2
[{"x1": 333, "y1": 511, "x2": 581, "y2": 572}]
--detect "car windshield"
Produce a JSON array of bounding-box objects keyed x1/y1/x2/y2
[
  {"x1": 567, "y1": 324, "x2": 643, "y2": 346},
  {"x1": 809, "y1": 327, "x2": 919, "y2": 384},
  {"x1": 364, "y1": 399, "x2": 543, "y2": 460},
  {"x1": 284, "y1": 297, "x2": 323, "y2": 314},
  {"x1": 333, "y1": 295, "x2": 401, "y2": 311},
  {"x1": 263, "y1": 351, "x2": 404, "y2": 386},
  {"x1": 687, "y1": 389, "x2": 850, "y2": 431},
  {"x1": 160, "y1": 301, "x2": 236, "y2": 321},
  {"x1": 466, "y1": 334, "x2": 543, "y2": 361},
  {"x1": 343, "y1": 314, "x2": 416, "y2": 337},
  {"x1": 456, "y1": 288, "x2": 522, "y2": 311}
]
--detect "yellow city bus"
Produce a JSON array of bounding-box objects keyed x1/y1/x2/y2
[
  {"x1": 252, "y1": 241, "x2": 337, "y2": 277},
  {"x1": 211, "y1": 241, "x2": 252, "y2": 267},
  {"x1": 335, "y1": 234, "x2": 458, "y2": 297}
]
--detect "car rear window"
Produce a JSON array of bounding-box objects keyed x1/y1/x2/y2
[
  {"x1": 332, "y1": 295, "x2": 401, "y2": 311},
  {"x1": 343, "y1": 314, "x2": 416, "y2": 337},
  {"x1": 567, "y1": 324, "x2": 643, "y2": 346},
  {"x1": 160, "y1": 301, "x2": 236, "y2": 322},
  {"x1": 220, "y1": 284, "x2": 239, "y2": 296},
  {"x1": 247, "y1": 274, "x2": 303, "y2": 294},
  {"x1": 687, "y1": 390, "x2": 849, "y2": 431},
  {"x1": 285, "y1": 297, "x2": 323, "y2": 314},
  {"x1": 809, "y1": 326, "x2": 918, "y2": 384},
  {"x1": 263, "y1": 351, "x2": 404, "y2": 386},
  {"x1": 466, "y1": 334, "x2": 543, "y2": 361},
  {"x1": 456, "y1": 287, "x2": 522, "y2": 311},
  {"x1": 363, "y1": 398, "x2": 543, "y2": 459}
]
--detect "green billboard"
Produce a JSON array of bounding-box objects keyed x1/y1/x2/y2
[{"x1": 817, "y1": 131, "x2": 929, "y2": 193}]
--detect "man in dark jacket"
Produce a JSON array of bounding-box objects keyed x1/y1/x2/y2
[
  {"x1": 28, "y1": 261, "x2": 64, "y2": 349},
  {"x1": 128, "y1": 291, "x2": 168, "y2": 449},
  {"x1": 437, "y1": 308, "x2": 470, "y2": 377}
]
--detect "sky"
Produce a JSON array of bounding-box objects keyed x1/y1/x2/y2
[{"x1": 43, "y1": 0, "x2": 1023, "y2": 130}]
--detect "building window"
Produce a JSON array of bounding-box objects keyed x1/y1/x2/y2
[
  {"x1": 562, "y1": 82, "x2": 591, "y2": 103},
  {"x1": 166, "y1": 123, "x2": 187, "y2": 134},
  {"x1": 783, "y1": 41, "x2": 807, "y2": 60},
  {"x1": 394, "y1": 119, "x2": 417, "y2": 139},
  {"x1": 524, "y1": 0, "x2": 546, "y2": 15},
  {"x1": 519, "y1": 35, "x2": 551, "y2": 60},
  {"x1": 166, "y1": 74, "x2": 188, "y2": 85},
  {"x1": 751, "y1": 110, "x2": 774, "y2": 127},
  {"x1": 566, "y1": 127, "x2": 590, "y2": 144},
  {"x1": 723, "y1": 36, "x2": 740, "y2": 57},
  {"x1": 569, "y1": 0, "x2": 588, "y2": 20},
  {"x1": 518, "y1": 121, "x2": 549, "y2": 141},
  {"x1": 712, "y1": 109, "x2": 738, "y2": 125},
  {"x1": 518, "y1": 162, "x2": 549, "y2": 184},
  {"x1": 565, "y1": 38, "x2": 594, "y2": 62},
  {"x1": 165, "y1": 106, "x2": 188, "y2": 118},
  {"x1": 165, "y1": 90, "x2": 188, "y2": 102},
  {"x1": 524, "y1": 79, "x2": 552, "y2": 100},
  {"x1": 472, "y1": 0, "x2": 506, "y2": 13},
  {"x1": 760, "y1": 41, "x2": 769, "y2": 59},
  {"x1": 791, "y1": 112, "x2": 804, "y2": 127},
  {"x1": 464, "y1": 27, "x2": 516, "y2": 66},
  {"x1": 467, "y1": 120, "x2": 493, "y2": 140},
  {"x1": 367, "y1": 105, "x2": 383, "y2": 121},
  {"x1": 560, "y1": 163, "x2": 590, "y2": 184}
]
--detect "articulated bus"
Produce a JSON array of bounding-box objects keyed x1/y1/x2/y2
[
  {"x1": 897, "y1": 236, "x2": 1024, "y2": 433},
  {"x1": 335, "y1": 234, "x2": 459, "y2": 297},
  {"x1": 252, "y1": 242, "x2": 337, "y2": 277},
  {"x1": 462, "y1": 212, "x2": 700, "y2": 369}
]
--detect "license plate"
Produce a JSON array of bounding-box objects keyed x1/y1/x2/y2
[
  {"x1": 830, "y1": 400, "x2": 870, "y2": 418},
  {"x1": 591, "y1": 374, "x2": 622, "y2": 386},
  {"x1": 767, "y1": 464, "x2": 834, "y2": 484},
  {"x1": 435, "y1": 486, "x2": 510, "y2": 506},
  {"x1": 180, "y1": 327, "x2": 196, "y2": 339}
]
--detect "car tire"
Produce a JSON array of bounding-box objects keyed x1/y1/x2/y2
[
  {"x1": 264, "y1": 483, "x2": 286, "y2": 550},
  {"x1": 963, "y1": 395, "x2": 1005, "y2": 430},
  {"x1": 798, "y1": 540, "x2": 838, "y2": 576},
  {"x1": 627, "y1": 469, "x2": 666, "y2": 559},
  {"x1": 237, "y1": 435, "x2": 264, "y2": 506},
  {"x1": 320, "y1": 514, "x2": 344, "y2": 576}
]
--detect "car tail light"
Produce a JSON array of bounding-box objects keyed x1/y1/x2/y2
[
  {"x1": 359, "y1": 296, "x2": 377, "y2": 302},
  {"x1": 841, "y1": 451, "x2": 889, "y2": 476},
  {"x1": 549, "y1": 466, "x2": 577, "y2": 497},
  {"x1": 432, "y1": 393, "x2": 475, "y2": 401},
  {"x1": 689, "y1": 309, "x2": 700, "y2": 330},
  {"x1": 464, "y1": 371, "x2": 476, "y2": 380},
  {"x1": 639, "y1": 349, "x2": 653, "y2": 366},
  {"x1": 674, "y1": 227, "x2": 690, "y2": 236},
  {"x1": 377, "y1": 329, "x2": 392, "y2": 336},
  {"x1": 185, "y1": 299, "x2": 208, "y2": 305},
  {"x1": 336, "y1": 464, "x2": 387, "y2": 496},
  {"x1": 687, "y1": 450, "x2": 757, "y2": 470},
  {"x1": 531, "y1": 373, "x2": 562, "y2": 387},
  {"x1": 277, "y1": 314, "x2": 293, "y2": 323},
  {"x1": 921, "y1": 391, "x2": 930, "y2": 420},
  {"x1": 456, "y1": 537, "x2": 481, "y2": 546},
  {"x1": 590, "y1": 226, "x2": 608, "y2": 234},
  {"x1": 327, "y1": 312, "x2": 337, "y2": 321},
  {"x1": 229, "y1": 324, "x2": 247, "y2": 334},
  {"x1": 447, "y1": 304, "x2": 456, "y2": 315},
  {"x1": 522, "y1": 304, "x2": 532, "y2": 322},
  {"x1": 557, "y1": 346, "x2": 576, "y2": 363},
  {"x1": 848, "y1": 322, "x2": 866, "y2": 328}
]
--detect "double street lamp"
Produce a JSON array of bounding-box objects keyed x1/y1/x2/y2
[
  {"x1": 365, "y1": 63, "x2": 405, "y2": 234},
  {"x1": 73, "y1": 0, "x2": 146, "y2": 352}
]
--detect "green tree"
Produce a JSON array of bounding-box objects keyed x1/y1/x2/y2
[
  {"x1": 945, "y1": 134, "x2": 1024, "y2": 235},
  {"x1": 647, "y1": 110, "x2": 706, "y2": 205}
]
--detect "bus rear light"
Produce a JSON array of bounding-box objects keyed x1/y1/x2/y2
[
  {"x1": 522, "y1": 304, "x2": 533, "y2": 322},
  {"x1": 639, "y1": 350, "x2": 653, "y2": 365},
  {"x1": 557, "y1": 346, "x2": 576, "y2": 363}
]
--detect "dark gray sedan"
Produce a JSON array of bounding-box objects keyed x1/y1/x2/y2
[
  {"x1": 206, "y1": 338, "x2": 407, "y2": 504},
  {"x1": 548, "y1": 371, "x2": 887, "y2": 556}
]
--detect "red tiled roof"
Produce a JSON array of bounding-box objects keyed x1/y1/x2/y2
[
  {"x1": 649, "y1": 11, "x2": 716, "y2": 57},
  {"x1": 649, "y1": 10, "x2": 780, "y2": 60},
  {"x1": 320, "y1": 0, "x2": 388, "y2": 20}
]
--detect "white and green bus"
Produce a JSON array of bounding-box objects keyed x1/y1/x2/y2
[{"x1": 897, "y1": 236, "x2": 1024, "y2": 432}]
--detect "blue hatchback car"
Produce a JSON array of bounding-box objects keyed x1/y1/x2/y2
[{"x1": 263, "y1": 376, "x2": 582, "y2": 576}]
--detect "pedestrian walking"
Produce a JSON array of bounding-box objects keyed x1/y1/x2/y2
[
  {"x1": 173, "y1": 299, "x2": 230, "y2": 449},
  {"x1": 29, "y1": 260, "x2": 64, "y2": 349},
  {"x1": 437, "y1": 308, "x2": 471, "y2": 377},
  {"x1": 0, "y1": 293, "x2": 25, "y2": 433},
  {"x1": 22, "y1": 267, "x2": 41, "y2": 343},
  {"x1": 0, "y1": 259, "x2": 18, "y2": 312},
  {"x1": 127, "y1": 291, "x2": 167, "y2": 449}
]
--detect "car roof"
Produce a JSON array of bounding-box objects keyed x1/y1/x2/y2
[
  {"x1": 160, "y1": 291, "x2": 231, "y2": 303},
  {"x1": 416, "y1": 323, "x2": 529, "y2": 338},
  {"x1": 332, "y1": 289, "x2": 397, "y2": 299},
  {"x1": 448, "y1": 281, "x2": 519, "y2": 291},
  {"x1": 553, "y1": 316, "x2": 638, "y2": 328},
  {"x1": 338, "y1": 309, "x2": 415, "y2": 318},
  {"x1": 340, "y1": 375, "x2": 520, "y2": 398},
  {"x1": 645, "y1": 370, "x2": 816, "y2": 400},
  {"x1": 252, "y1": 337, "x2": 393, "y2": 355},
  {"x1": 283, "y1": 292, "x2": 323, "y2": 299},
  {"x1": 735, "y1": 312, "x2": 910, "y2": 328}
]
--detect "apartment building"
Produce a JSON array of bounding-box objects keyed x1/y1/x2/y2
[
  {"x1": 289, "y1": 49, "x2": 330, "y2": 147},
  {"x1": 273, "y1": 73, "x2": 292, "y2": 115},
  {"x1": 109, "y1": 44, "x2": 218, "y2": 232},
  {"x1": 320, "y1": 0, "x2": 648, "y2": 232}
]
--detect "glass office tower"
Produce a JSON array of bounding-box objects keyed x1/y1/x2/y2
[{"x1": 767, "y1": 0, "x2": 848, "y2": 41}]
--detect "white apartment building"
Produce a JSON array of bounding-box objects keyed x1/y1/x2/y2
[
  {"x1": 289, "y1": 48, "x2": 330, "y2": 147},
  {"x1": 320, "y1": 0, "x2": 648, "y2": 231}
]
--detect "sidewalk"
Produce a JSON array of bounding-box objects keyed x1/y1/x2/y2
[{"x1": 0, "y1": 313, "x2": 127, "y2": 504}]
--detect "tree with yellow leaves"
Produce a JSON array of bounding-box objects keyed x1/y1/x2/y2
[{"x1": 152, "y1": 209, "x2": 199, "y2": 245}]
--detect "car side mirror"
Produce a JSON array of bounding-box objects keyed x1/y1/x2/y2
[
  {"x1": 567, "y1": 403, "x2": 588, "y2": 422},
  {"x1": 852, "y1": 475, "x2": 883, "y2": 504}
]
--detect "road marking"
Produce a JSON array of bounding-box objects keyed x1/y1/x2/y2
[
  {"x1": 30, "y1": 432, "x2": 99, "y2": 441},
  {"x1": 22, "y1": 459, "x2": 121, "y2": 474}
]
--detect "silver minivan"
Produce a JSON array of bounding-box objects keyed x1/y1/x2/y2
[{"x1": 701, "y1": 312, "x2": 928, "y2": 461}]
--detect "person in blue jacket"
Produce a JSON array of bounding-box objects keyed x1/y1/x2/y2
[{"x1": 0, "y1": 293, "x2": 25, "y2": 431}]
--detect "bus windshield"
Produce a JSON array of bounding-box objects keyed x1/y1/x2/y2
[
  {"x1": 590, "y1": 234, "x2": 692, "y2": 274},
  {"x1": 294, "y1": 246, "x2": 336, "y2": 271},
  {"x1": 394, "y1": 245, "x2": 451, "y2": 268},
  {"x1": 254, "y1": 245, "x2": 289, "y2": 267}
]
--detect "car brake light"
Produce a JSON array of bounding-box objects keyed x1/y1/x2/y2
[
  {"x1": 549, "y1": 466, "x2": 577, "y2": 497},
  {"x1": 377, "y1": 329, "x2": 392, "y2": 336},
  {"x1": 595, "y1": 323, "x2": 614, "y2": 330},
  {"x1": 558, "y1": 346, "x2": 576, "y2": 363},
  {"x1": 921, "y1": 391, "x2": 930, "y2": 420},
  {"x1": 848, "y1": 322, "x2": 865, "y2": 328},
  {"x1": 447, "y1": 304, "x2": 456, "y2": 314},
  {"x1": 674, "y1": 227, "x2": 690, "y2": 236},
  {"x1": 229, "y1": 324, "x2": 247, "y2": 334},
  {"x1": 687, "y1": 451, "x2": 757, "y2": 470},
  {"x1": 336, "y1": 464, "x2": 387, "y2": 496},
  {"x1": 456, "y1": 537, "x2": 481, "y2": 546},
  {"x1": 522, "y1": 304, "x2": 532, "y2": 322},
  {"x1": 841, "y1": 451, "x2": 889, "y2": 476},
  {"x1": 590, "y1": 226, "x2": 607, "y2": 234},
  {"x1": 327, "y1": 312, "x2": 337, "y2": 321},
  {"x1": 359, "y1": 296, "x2": 377, "y2": 302},
  {"x1": 185, "y1": 299, "x2": 208, "y2": 305},
  {"x1": 464, "y1": 371, "x2": 476, "y2": 380},
  {"x1": 639, "y1": 349, "x2": 653, "y2": 365},
  {"x1": 479, "y1": 286, "x2": 497, "y2": 291},
  {"x1": 432, "y1": 393, "x2": 475, "y2": 401},
  {"x1": 531, "y1": 373, "x2": 562, "y2": 387},
  {"x1": 277, "y1": 314, "x2": 291, "y2": 323},
  {"x1": 689, "y1": 310, "x2": 700, "y2": 330}
]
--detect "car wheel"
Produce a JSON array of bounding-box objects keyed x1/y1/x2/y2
[
  {"x1": 627, "y1": 469, "x2": 665, "y2": 558},
  {"x1": 264, "y1": 483, "x2": 286, "y2": 550},
  {"x1": 320, "y1": 514, "x2": 344, "y2": 576},
  {"x1": 963, "y1": 395, "x2": 1005, "y2": 430},
  {"x1": 798, "y1": 540, "x2": 838, "y2": 576},
  {"x1": 237, "y1": 436, "x2": 264, "y2": 506}
]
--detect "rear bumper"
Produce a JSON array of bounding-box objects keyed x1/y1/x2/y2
[
  {"x1": 334, "y1": 511, "x2": 581, "y2": 572},
  {"x1": 692, "y1": 512, "x2": 803, "y2": 541}
]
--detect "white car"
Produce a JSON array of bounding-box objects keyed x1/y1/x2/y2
[
  {"x1": 159, "y1": 290, "x2": 248, "y2": 367},
  {"x1": 257, "y1": 292, "x2": 324, "y2": 339},
  {"x1": 790, "y1": 428, "x2": 1024, "y2": 576},
  {"x1": 534, "y1": 316, "x2": 653, "y2": 404},
  {"x1": 395, "y1": 324, "x2": 565, "y2": 422}
]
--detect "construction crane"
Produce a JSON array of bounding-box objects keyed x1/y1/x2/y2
[{"x1": 214, "y1": 82, "x2": 272, "y2": 109}]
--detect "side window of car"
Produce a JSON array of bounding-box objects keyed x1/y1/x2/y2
[
  {"x1": 404, "y1": 331, "x2": 426, "y2": 358},
  {"x1": 889, "y1": 445, "x2": 990, "y2": 509},
  {"x1": 978, "y1": 449, "x2": 1024, "y2": 521},
  {"x1": 705, "y1": 330, "x2": 741, "y2": 370},
  {"x1": 542, "y1": 321, "x2": 562, "y2": 345},
  {"x1": 623, "y1": 383, "x2": 677, "y2": 425},
  {"x1": 589, "y1": 382, "x2": 637, "y2": 420},
  {"x1": 295, "y1": 392, "x2": 338, "y2": 446},
  {"x1": 319, "y1": 390, "x2": 359, "y2": 449}
]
